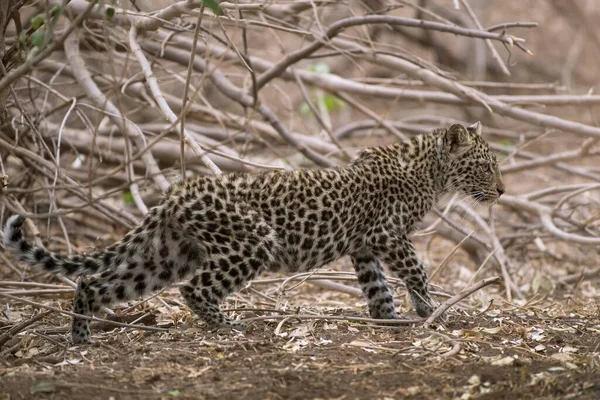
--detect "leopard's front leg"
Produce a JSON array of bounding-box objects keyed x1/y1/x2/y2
[{"x1": 371, "y1": 235, "x2": 435, "y2": 318}]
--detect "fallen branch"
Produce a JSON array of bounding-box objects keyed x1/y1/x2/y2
[
  {"x1": 423, "y1": 277, "x2": 501, "y2": 328},
  {"x1": 0, "y1": 311, "x2": 52, "y2": 348},
  {"x1": 0, "y1": 292, "x2": 168, "y2": 334}
]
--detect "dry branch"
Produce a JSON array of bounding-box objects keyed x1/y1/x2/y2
[
  {"x1": 423, "y1": 277, "x2": 502, "y2": 329},
  {"x1": 0, "y1": 311, "x2": 52, "y2": 348}
]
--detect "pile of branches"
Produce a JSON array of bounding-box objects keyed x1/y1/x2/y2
[{"x1": 0, "y1": 0, "x2": 599, "y2": 309}]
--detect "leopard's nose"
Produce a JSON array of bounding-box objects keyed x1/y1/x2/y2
[{"x1": 497, "y1": 186, "x2": 505, "y2": 196}]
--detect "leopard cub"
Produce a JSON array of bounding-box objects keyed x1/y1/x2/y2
[{"x1": 4, "y1": 122, "x2": 504, "y2": 344}]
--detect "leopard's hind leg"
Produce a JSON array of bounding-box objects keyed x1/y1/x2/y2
[
  {"x1": 179, "y1": 207, "x2": 277, "y2": 330},
  {"x1": 70, "y1": 269, "x2": 174, "y2": 344},
  {"x1": 72, "y1": 280, "x2": 92, "y2": 344}
]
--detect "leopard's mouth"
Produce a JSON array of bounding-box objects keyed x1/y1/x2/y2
[{"x1": 470, "y1": 190, "x2": 499, "y2": 204}]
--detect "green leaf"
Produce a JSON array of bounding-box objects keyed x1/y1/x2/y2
[
  {"x1": 202, "y1": 0, "x2": 222, "y2": 15},
  {"x1": 322, "y1": 94, "x2": 345, "y2": 112},
  {"x1": 167, "y1": 389, "x2": 181, "y2": 397},
  {"x1": 48, "y1": 5, "x2": 63, "y2": 30},
  {"x1": 30, "y1": 29, "x2": 46, "y2": 50},
  {"x1": 122, "y1": 190, "x2": 134, "y2": 205},
  {"x1": 106, "y1": 6, "x2": 115, "y2": 20},
  {"x1": 30, "y1": 14, "x2": 46, "y2": 30},
  {"x1": 299, "y1": 102, "x2": 311, "y2": 117},
  {"x1": 307, "y1": 62, "x2": 330, "y2": 74},
  {"x1": 49, "y1": 4, "x2": 62, "y2": 16}
]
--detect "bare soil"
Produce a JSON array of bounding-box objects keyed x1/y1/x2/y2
[{"x1": 2, "y1": 288, "x2": 600, "y2": 400}]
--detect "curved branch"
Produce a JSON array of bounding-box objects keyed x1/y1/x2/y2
[
  {"x1": 128, "y1": 25, "x2": 222, "y2": 175},
  {"x1": 500, "y1": 195, "x2": 600, "y2": 244},
  {"x1": 256, "y1": 15, "x2": 526, "y2": 90},
  {"x1": 64, "y1": 31, "x2": 170, "y2": 195},
  {"x1": 143, "y1": 41, "x2": 336, "y2": 167}
]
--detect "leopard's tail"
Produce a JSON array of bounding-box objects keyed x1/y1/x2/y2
[{"x1": 3, "y1": 215, "x2": 108, "y2": 278}]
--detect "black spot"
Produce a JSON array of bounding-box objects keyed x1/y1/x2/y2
[
  {"x1": 158, "y1": 270, "x2": 171, "y2": 281},
  {"x1": 214, "y1": 234, "x2": 228, "y2": 245},
  {"x1": 221, "y1": 278, "x2": 231, "y2": 290},
  {"x1": 127, "y1": 247, "x2": 137, "y2": 258},
  {"x1": 9, "y1": 229, "x2": 22, "y2": 242},
  {"x1": 212, "y1": 287, "x2": 223, "y2": 299},
  {"x1": 116, "y1": 285, "x2": 126, "y2": 300},
  {"x1": 122, "y1": 272, "x2": 134, "y2": 280},
  {"x1": 179, "y1": 265, "x2": 190, "y2": 278},
  {"x1": 33, "y1": 248, "x2": 45, "y2": 261},
  {"x1": 63, "y1": 262, "x2": 78, "y2": 275},
  {"x1": 19, "y1": 241, "x2": 32, "y2": 253},
  {"x1": 44, "y1": 258, "x2": 57, "y2": 271},
  {"x1": 159, "y1": 245, "x2": 169, "y2": 258},
  {"x1": 255, "y1": 247, "x2": 268, "y2": 261},
  {"x1": 144, "y1": 261, "x2": 157, "y2": 271},
  {"x1": 256, "y1": 225, "x2": 270, "y2": 236},
  {"x1": 357, "y1": 271, "x2": 374, "y2": 284},
  {"x1": 103, "y1": 252, "x2": 114, "y2": 266},
  {"x1": 135, "y1": 280, "x2": 147, "y2": 294},
  {"x1": 134, "y1": 273, "x2": 145, "y2": 282},
  {"x1": 179, "y1": 242, "x2": 191, "y2": 256},
  {"x1": 301, "y1": 238, "x2": 314, "y2": 250},
  {"x1": 83, "y1": 260, "x2": 97, "y2": 272},
  {"x1": 201, "y1": 272, "x2": 212, "y2": 286},
  {"x1": 368, "y1": 286, "x2": 382, "y2": 298}
]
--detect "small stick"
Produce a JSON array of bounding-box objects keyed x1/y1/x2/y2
[
  {"x1": 0, "y1": 292, "x2": 168, "y2": 334},
  {"x1": 464, "y1": 247, "x2": 498, "y2": 288},
  {"x1": 423, "y1": 277, "x2": 501, "y2": 329},
  {"x1": 0, "y1": 288, "x2": 74, "y2": 296},
  {"x1": 241, "y1": 313, "x2": 423, "y2": 325},
  {"x1": 429, "y1": 231, "x2": 474, "y2": 281},
  {"x1": 0, "y1": 311, "x2": 52, "y2": 348},
  {"x1": 459, "y1": 0, "x2": 511, "y2": 76}
]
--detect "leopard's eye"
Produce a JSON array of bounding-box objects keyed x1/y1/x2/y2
[{"x1": 478, "y1": 160, "x2": 490, "y2": 172}]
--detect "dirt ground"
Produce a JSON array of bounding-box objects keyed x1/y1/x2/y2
[{"x1": 1, "y1": 281, "x2": 600, "y2": 400}]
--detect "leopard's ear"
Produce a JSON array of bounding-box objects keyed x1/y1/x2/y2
[
  {"x1": 467, "y1": 121, "x2": 482, "y2": 136},
  {"x1": 444, "y1": 124, "x2": 472, "y2": 156}
]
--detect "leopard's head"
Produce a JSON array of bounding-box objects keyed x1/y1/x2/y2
[{"x1": 439, "y1": 122, "x2": 505, "y2": 204}]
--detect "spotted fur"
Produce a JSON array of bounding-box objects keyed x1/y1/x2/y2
[{"x1": 3, "y1": 122, "x2": 504, "y2": 344}]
